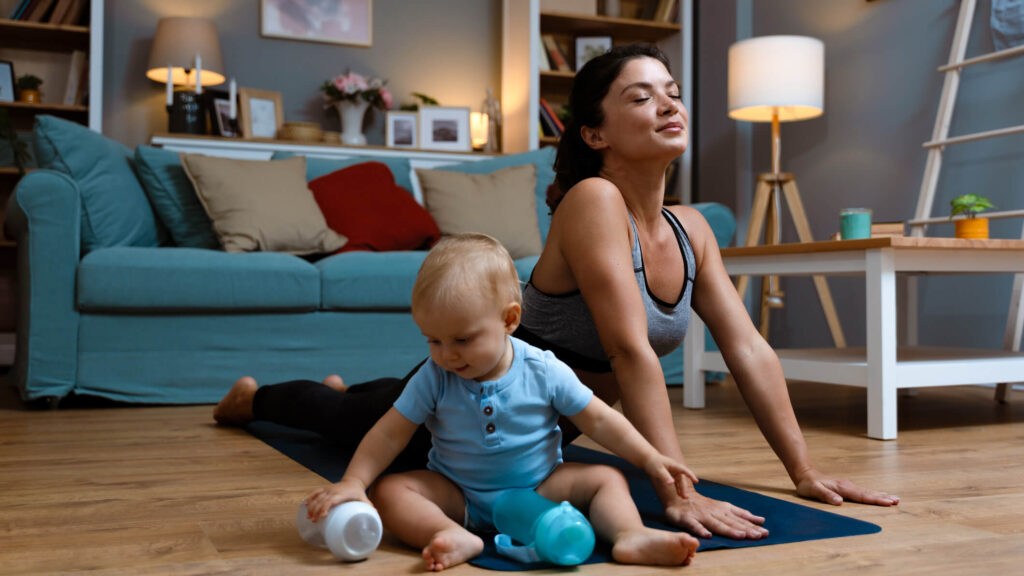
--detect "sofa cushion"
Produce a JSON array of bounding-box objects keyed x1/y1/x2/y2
[
  {"x1": 134, "y1": 146, "x2": 220, "y2": 249},
  {"x1": 317, "y1": 251, "x2": 540, "y2": 310},
  {"x1": 416, "y1": 164, "x2": 543, "y2": 259},
  {"x1": 309, "y1": 161, "x2": 440, "y2": 253},
  {"x1": 77, "y1": 247, "x2": 320, "y2": 312},
  {"x1": 432, "y1": 146, "x2": 557, "y2": 243},
  {"x1": 271, "y1": 151, "x2": 416, "y2": 196},
  {"x1": 181, "y1": 154, "x2": 347, "y2": 255},
  {"x1": 33, "y1": 115, "x2": 164, "y2": 252}
]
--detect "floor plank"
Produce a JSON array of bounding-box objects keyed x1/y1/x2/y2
[{"x1": 2, "y1": 378, "x2": 1022, "y2": 575}]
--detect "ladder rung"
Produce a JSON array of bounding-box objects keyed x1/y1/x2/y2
[
  {"x1": 937, "y1": 43, "x2": 1024, "y2": 72},
  {"x1": 908, "y1": 209, "x2": 1024, "y2": 227},
  {"x1": 923, "y1": 123, "x2": 1024, "y2": 148}
]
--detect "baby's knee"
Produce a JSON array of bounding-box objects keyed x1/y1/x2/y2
[{"x1": 590, "y1": 464, "x2": 629, "y2": 489}]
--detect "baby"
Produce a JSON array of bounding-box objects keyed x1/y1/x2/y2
[{"x1": 304, "y1": 233, "x2": 700, "y2": 571}]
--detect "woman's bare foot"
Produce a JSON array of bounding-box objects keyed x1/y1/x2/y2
[
  {"x1": 611, "y1": 527, "x2": 699, "y2": 566},
  {"x1": 322, "y1": 374, "x2": 347, "y2": 392},
  {"x1": 213, "y1": 376, "x2": 258, "y2": 426},
  {"x1": 421, "y1": 527, "x2": 483, "y2": 571}
]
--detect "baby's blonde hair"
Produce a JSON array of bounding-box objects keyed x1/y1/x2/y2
[{"x1": 411, "y1": 233, "x2": 522, "y2": 313}]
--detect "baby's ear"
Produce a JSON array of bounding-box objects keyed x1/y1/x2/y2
[{"x1": 503, "y1": 302, "x2": 522, "y2": 333}]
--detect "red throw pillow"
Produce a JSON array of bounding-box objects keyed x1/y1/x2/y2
[{"x1": 309, "y1": 161, "x2": 441, "y2": 253}]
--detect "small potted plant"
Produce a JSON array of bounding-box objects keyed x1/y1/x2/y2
[
  {"x1": 16, "y1": 74, "x2": 43, "y2": 104},
  {"x1": 950, "y1": 193, "x2": 995, "y2": 239}
]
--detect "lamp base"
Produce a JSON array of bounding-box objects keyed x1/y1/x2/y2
[{"x1": 168, "y1": 91, "x2": 206, "y2": 134}]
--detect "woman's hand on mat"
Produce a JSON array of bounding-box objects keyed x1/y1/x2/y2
[
  {"x1": 663, "y1": 482, "x2": 769, "y2": 540},
  {"x1": 795, "y1": 468, "x2": 900, "y2": 507},
  {"x1": 304, "y1": 478, "x2": 372, "y2": 521}
]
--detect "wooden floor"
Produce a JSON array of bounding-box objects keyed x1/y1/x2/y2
[{"x1": 2, "y1": 379, "x2": 1023, "y2": 575}]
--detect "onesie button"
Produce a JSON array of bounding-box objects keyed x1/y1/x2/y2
[
  {"x1": 483, "y1": 406, "x2": 493, "y2": 416},
  {"x1": 486, "y1": 423, "x2": 496, "y2": 434}
]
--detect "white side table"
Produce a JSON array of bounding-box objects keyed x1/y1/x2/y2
[{"x1": 684, "y1": 237, "x2": 1024, "y2": 439}]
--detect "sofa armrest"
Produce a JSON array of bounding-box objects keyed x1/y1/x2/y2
[
  {"x1": 5, "y1": 169, "x2": 82, "y2": 401},
  {"x1": 690, "y1": 202, "x2": 736, "y2": 249}
]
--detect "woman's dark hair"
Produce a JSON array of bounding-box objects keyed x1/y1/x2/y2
[{"x1": 549, "y1": 43, "x2": 672, "y2": 212}]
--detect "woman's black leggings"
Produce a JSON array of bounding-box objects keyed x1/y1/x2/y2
[{"x1": 251, "y1": 358, "x2": 584, "y2": 465}]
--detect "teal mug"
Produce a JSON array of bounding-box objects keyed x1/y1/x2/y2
[{"x1": 840, "y1": 208, "x2": 872, "y2": 240}]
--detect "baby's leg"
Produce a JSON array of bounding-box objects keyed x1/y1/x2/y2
[
  {"x1": 537, "y1": 462, "x2": 698, "y2": 566},
  {"x1": 370, "y1": 470, "x2": 483, "y2": 572}
]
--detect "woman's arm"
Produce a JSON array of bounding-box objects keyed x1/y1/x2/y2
[
  {"x1": 304, "y1": 407, "x2": 420, "y2": 519},
  {"x1": 676, "y1": 205, "x2": 899, "y2": 507}
]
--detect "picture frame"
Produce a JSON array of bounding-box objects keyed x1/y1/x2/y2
[
  {"x1": 260, "y1": 0, "x2": 373, "y2": 47},
  {"x1": 238, "y1": 87, "x2": 284, "y2": 139},
  {"x1": 0, "y1": 60, "x2": 15, "y2": 103},
  {"x1": 203, "y1": 89, "x2": 239, "y2": 137},
  {"x1": 575, "y1": 36, "x2": 613, "y2": 71},
  {"x1": 385, "y1": 111, "x2": 418, "y2": 148},
  {"x1": 417, "y1": 106, "x2": 471, "y2": 152}
]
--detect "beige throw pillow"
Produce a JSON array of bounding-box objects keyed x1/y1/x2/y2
[
  {"x1": 180, "y1": 154, "x2": 346, "y2": 254},
  {"x1": 416, "y1": 164, "x2": 543, "y2": 259}
]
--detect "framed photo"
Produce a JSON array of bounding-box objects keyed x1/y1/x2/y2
[
  {"x1": 385, "y1": 111, "x2": 418, "y2": 148},
  {"x1": 260, "y1": 0, "x2": 373, "y2": 47},
  {"x1": 575, "y1": 36, "x2": 612, "y2": 71},
  {"x1": 0, "y1": 61, "x2": 14, "y2": 103},
  {"x1": 418, "y1": 106, "x2": 471, "y2": 152},
  {"x1": 203, "y1": 89, "x2": 239, "y2": 137},
  {"x1": 238, "y1": 88, "x2": 284, "y2": 139}
]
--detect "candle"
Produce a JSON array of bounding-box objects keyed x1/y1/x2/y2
[
  {"x1": 195, "y1": 53, "x2": 203, "y2": 95},
  {"x1": 165, "y1": 65, "x2": 173, "y2": 106},
  {"x1": 229, "y1": 78, "x2": 237, "y2": 119}
]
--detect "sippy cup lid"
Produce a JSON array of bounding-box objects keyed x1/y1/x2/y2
[{"x1": 533, "y1": 501, "x2": 596, "y2": 566}]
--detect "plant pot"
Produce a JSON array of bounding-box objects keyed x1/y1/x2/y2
[
  {"x1": 18, "y1": 89, "x2": 40, "y2": 104},
  {"x1": 335, "y1": 100, "x2": 369, "y2": 146},
  {"x1": 955, "y1": 217, "x2": 989, "y2": 239}
]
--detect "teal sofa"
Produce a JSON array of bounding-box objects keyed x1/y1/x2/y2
[{"x1": 6, "y1": 116, "x2": 735, "y2": 405}]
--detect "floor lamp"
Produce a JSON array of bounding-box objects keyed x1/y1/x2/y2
[{"x1": 727, "y1": 35, "x2": 845, "y2": 346}]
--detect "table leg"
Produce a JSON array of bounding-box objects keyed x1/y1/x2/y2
[
  {"x1": 684, "y1": 310, "x2": 706, "y2": 408},
  {"x1": 866, "y1": 248, "x2": 898, "y2": 440}
]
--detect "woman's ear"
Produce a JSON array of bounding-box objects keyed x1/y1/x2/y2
[
  {"x1": 580, "y1": 125, "x2": 608, "y2": 151},
  {"x1": 503, "y1": 302, "x2": 522, "y2": 334}
]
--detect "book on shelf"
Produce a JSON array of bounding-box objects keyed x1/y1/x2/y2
[
  {"x1": 537, "y1": 36, "x2": 551, "y2": 72},
  {"x1": 63, "y1": 50, "x2": 86, "y2": 105},
  {"x1": 26, "y1": 0, "x2": 56, "y2": 21},
  {"x1": 654, "y1": 0, "x2": 678, "y2": 22},
  {"x1": 539, "y1": 103, "x2": 561, "y2": 138},
  {"x1": 542, "y1": 34, "x2": 572, "y2": 73},
  {"x1": 61, "y1": 0, "x2": 86, "y2": 25},
  {"x1": 47, "y1": 0, "x2": 74, "y2": 23},
  {"x1": 11, "y1": 0, "x2": 36, "y2": 19},
  {"x1": 870, "y1": 221, "x2": 905, "y2": 238},
  {"x1": 538, "y1": 98, "x2": 564, "y2": 132}
]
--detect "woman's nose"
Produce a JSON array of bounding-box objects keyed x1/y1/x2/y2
[{"x1": 659, "y1": 95, "x2": 678, "y2": 115}]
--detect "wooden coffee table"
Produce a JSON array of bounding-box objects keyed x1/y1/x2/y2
[{"x1": 683, "y1": 237, "x2": 1024, "y2": 439}]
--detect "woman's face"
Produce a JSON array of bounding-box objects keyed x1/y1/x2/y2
[{"x1": 588, "y1": 56, "x2": 689, "y2": 160}]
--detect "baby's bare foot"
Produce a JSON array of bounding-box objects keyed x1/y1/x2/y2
[
  {"x1": 322, "y1": 374, "x2": 347, "y2": 392},
  {"x1": 611, "y1": 527, "x2": 699, "y2": 566},
  {"x1": 213, "y1": 377, "x2": 258, "y2": 426},
  {"x1": 421, "y1": 528, "x2": 483, "y2": 571}
]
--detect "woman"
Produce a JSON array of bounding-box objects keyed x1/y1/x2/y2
[{"x1": 216, "y1": 44, "x2": 898, "y2": 540}]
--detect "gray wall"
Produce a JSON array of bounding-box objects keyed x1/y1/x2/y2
[
  {"x1": 698, "y1": 0, "x2": 1024, "y2": 351},
  {"x1": 102, "y1": 0, "x2": 502, "y2": 147}
]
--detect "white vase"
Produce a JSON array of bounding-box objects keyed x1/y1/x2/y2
[{"x1": 336, "y1": 100, "x2": 370, "y2": 146}]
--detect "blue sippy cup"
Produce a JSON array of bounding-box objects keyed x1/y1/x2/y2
[{"x1": 491, "y1": 489, "x2": 595, "y2": 565}]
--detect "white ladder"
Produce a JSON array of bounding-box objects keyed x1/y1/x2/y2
[{"x1": 907, "y1": 0, "x2": 1024, "y2": 401}]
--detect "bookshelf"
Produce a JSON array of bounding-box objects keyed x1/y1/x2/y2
[{"x1": 502, "y1": 0, "x2": 692, "y2": 202}]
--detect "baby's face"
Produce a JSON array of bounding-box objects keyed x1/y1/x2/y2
[{"x1": 413, "y1": 293, "x2": 515, "y2": 383}]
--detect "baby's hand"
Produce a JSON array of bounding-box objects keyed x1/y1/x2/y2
[
  {"x1": 304, "y1": 478, "x2": 371, "y2": 521},
  {"x1": 645, "y1": 454, "x2": 699, "y2": 498}
]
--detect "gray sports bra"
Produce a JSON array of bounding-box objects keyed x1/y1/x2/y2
[{"x1": 516, "y1": 208, "x2": 695, "y2": 373}]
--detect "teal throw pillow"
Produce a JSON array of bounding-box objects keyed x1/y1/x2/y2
[
  {"x1": 271, "y1": 151, "x2": 415, "y2": 195},
  {"x1": 433, "y1": 147, "x2": 557, "y2": 243},
  {"x1": 33, "y1": 115, "x2": 163, "y2": 252},
  {"x1": 134, "y1": 146, "x2": 219, "y2": 249}
]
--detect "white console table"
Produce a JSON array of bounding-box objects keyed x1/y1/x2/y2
[
  {"x1": 683, "y1": 237, "x2": 1024, "y2": 440},
  {"x1": 150, "y1": 134, "x2": 497, "y2": 204}
]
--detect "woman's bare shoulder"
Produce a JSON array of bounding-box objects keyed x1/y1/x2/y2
[
  {"x1": 551, "y1": 178, "x2": 630, "y2": 228},
  {"x1": 665, "y1": 205, "x2": 717, "y2": 258}
]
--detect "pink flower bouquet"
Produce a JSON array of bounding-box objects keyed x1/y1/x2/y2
[{"x1": 321, "y1": 71, "x2": 393, "y2": 109}]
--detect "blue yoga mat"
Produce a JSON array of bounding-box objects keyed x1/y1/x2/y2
[{"x1": 246, "y1": 421, "x2": 880, "y2": 571}]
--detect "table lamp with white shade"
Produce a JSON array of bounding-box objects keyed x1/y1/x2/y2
[
  {"x1": 146, "y1": 17, "x2": 226, "y2": 134},
  {"x1": 727, "y1": 35, "x2": 845, "y2": 346}
]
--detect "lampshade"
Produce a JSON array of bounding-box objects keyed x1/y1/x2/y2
[
  {"x1": 728, "y1": 35, "x2": 824, "y2": 123},
  {"x1": 145, "y1": 17, "x2": 225, "y2": 87}
]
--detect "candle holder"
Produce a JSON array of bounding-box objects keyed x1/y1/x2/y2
[{"x1": 168, "y1": 90, "x2": 206, "y2": 134}]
